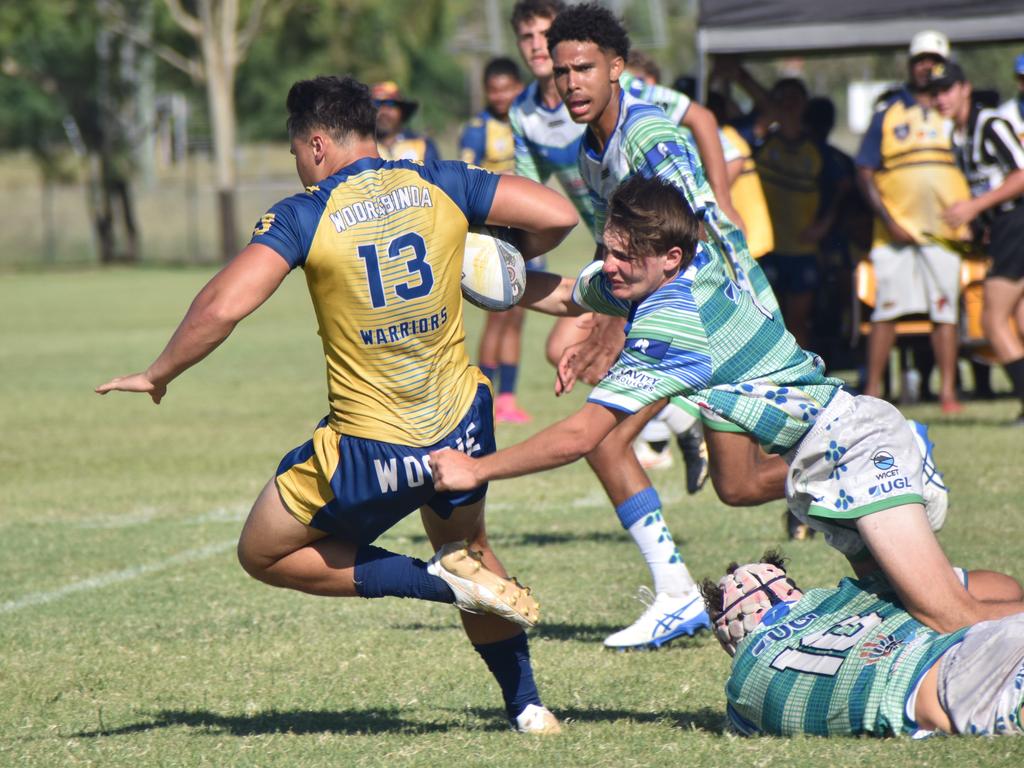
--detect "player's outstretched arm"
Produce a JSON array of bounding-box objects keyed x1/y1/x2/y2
[
  {"x1": 856, "y1": 504, "x2": 1024, "y2": 633},
  {"x1": 95, "y1": 244, "x2": 290, "y2": 403},
  {"x1": 487, "y1": 175, "x2": 578, "y2": 260},
  {"x1": 519, "y1": 271, "x2": 585, "y2": 317},
  {"x1": 431, "y1": 402, "x2": 622, "y2": 491}
]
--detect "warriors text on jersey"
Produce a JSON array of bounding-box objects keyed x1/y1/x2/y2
[
  {"x1": 726, "y1": 575, "x2": 967, "y2": 736},
  {"x1": 572, "y1": 248, "x2": 840, "y2": 454},
  {"x1": 250, "y1": 157, "x2": 497, "y2": 446}
]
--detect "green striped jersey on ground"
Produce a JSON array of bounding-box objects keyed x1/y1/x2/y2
[
  {"x1": 577, "y1": 90, "x2": 779, "y2": 320},
  {"x1": 573, "y1": 251, "x2": 840, "y2": 453},
  {"x1": 726, "y1": 575, "x2": 967, "y2": 737}
]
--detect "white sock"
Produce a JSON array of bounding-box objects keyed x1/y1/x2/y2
[{"x1": 616, "y1": 488, "x2": 696, "y2": 597}]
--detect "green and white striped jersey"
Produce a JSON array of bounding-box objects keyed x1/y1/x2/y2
[
  {"x1": 573, "y1": 253, "x2": 839, "y2": 453},
  {"x1": 726, "y1": 575, "x2": 967, "y2": 737}
]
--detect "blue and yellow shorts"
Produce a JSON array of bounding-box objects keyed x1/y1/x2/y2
[{"x1": 275, "y1": 384, "x2": 496, "y2": 544}]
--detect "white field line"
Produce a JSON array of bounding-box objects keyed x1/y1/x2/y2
[{"x1": 0, "y1": 539, "x2": 236, "y2": 615}]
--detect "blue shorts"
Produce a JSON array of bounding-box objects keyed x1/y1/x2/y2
[
  {"x1": 275, "y1": 384, "x2": 496, "y2": 544},
  {"x1": 759, "y1": 252, "x2": 819, "y2": 295},
  {"x1": 525, "y1": 254, "x2": 547, "y2": 272}
]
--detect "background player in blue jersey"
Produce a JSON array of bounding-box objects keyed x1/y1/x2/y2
[
  {"x1": 459, "y1": 57, "x2": 536, "y2": 423},
  {"x1": 96, "y1": 75, "x2": 578, "y2": 735},
  {"x1": 702, "y1": 554, "x2": 1024, "y2": 737},
  {"x1": 430, "y1": 173, "x2": 1024, "y2": 639}
]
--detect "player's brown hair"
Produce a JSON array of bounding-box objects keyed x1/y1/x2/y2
[
  {"x1": 606, "y1": 175, "x2": 700, "y2": 265},
  {"x1": 510, "y1": 0, "x2": 565, "y2": 30}
]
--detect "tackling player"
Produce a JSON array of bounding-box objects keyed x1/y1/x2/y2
[
  {"x1": 429, "y1": 173, "x2": 1024, "y2": 639},
  {"x1": 702, "y1": 554, "x2": 1024, "y2": 737},
  {"x1": 96, "y1": 75, "x2": 578, "y2": 735}
]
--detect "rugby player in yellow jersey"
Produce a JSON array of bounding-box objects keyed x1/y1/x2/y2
[{"x1": 96, "y1": 75, "x2": 578, "y2": 735}]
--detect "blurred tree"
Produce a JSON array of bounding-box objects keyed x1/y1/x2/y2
[
  {"x1": 115, "y1": 0, "x2": 293, "y2": 260},
  {"x1": 0, "y1": 0, "x2": 146, "y2": 263}
]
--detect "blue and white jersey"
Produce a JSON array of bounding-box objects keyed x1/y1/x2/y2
[{"x1": 509, "y1": 81, "x2": 594, "y2": 233}]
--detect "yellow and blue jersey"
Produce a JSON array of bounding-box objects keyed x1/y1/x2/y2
[
  {"x1": 250, "y1": 157, "x2": 498, "y2": 447},
  {"x1": 722, "y1": 125, "x2": 774, "y2": 259},
  {"x1": 756, "y1": 132, "x2": 823, "y2": 257},
  {"x1": 459, "y1": 109, "x2": 515, "y2": 173},
  {"x1": 379, "y1": 132, "x2": 440, "y2": 164},
  {"x1": 856, "y1": 87, "x2": 969, "y2": 246}
]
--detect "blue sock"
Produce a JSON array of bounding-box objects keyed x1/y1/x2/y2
[
  {"x1": 614, "y1": 487, "x2": 661, "y2": 529},
  {"x1": 353, "y1": 545, "x2": 454, "y2": 603},
  {"x1": 474, "y1": 632, "x2": 541, "y2": 720},
  {"x1": 479, "y1": 364, "x2": 497, "y2": 384},
  {"x1": 498, "y1": 363, "x2": 518, "y2": 395}
]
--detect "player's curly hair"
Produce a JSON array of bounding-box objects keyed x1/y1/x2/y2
[
  {"x1": 606, "y1": 175, "x2": 699, "y2": 265},
  {"x1": 286, "y1": 75, "x2": 377, "y2": 141},
  {"x1": 510, "y1": 0, "x2": 565, "y2": 30},
  {"x1": 546, "y1": 2, "x2": 629, "y2": 60}
]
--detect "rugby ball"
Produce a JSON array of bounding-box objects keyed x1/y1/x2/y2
[{"x1": 461, "y1": 226, "x2": 526, "y2": 311}]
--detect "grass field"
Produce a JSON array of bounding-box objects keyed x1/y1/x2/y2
[{"x1": 2, "y1": 245, "x2": 1023, "y2": 767}]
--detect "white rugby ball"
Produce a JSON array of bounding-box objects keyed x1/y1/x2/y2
[{"x1": 461, "y1": 226, "x2": 526, "y2": 311}]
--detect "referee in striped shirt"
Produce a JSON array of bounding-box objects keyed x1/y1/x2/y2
[{"x1": 934, "y1": 61, "x2": 1024, "y2": 424}]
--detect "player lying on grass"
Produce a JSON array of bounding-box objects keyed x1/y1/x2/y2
[
  {"x1": 701, "y1": 552, "x2": 1024, "y2": 737},
  {"x1": 430, "y1": 173, "x2": 1024, "y2": 635},
  {"x1": 96, "y1": 75, "x2": 578, "y2": 734}
]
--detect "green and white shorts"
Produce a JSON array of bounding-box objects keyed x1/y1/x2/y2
[{"x1": 786, "y1": 390, "x2": 925, "y2": 557}]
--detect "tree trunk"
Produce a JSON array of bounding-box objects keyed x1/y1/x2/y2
[{"x1": 199, "y1": 0, "x2": 239, "y2": 261}]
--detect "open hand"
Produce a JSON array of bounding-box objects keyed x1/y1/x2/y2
[{"x1": 95, "y1": 373, "x2": 167, "y2": 404}]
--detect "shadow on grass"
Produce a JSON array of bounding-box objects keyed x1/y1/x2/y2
[
  {"x1": 72, "y1": 707, "x2": 466, "y2": 738},
  {"x1": 400, "y1": 530, "x2": 626, "y2": 548},
  {"x1": 71, "y1": 704, "x2": 727, "y2": 739},
  {"x1": 554, "y1": 705, "x2": 727, "y2": 734}
]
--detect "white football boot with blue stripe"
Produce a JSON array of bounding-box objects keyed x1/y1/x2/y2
[
  {"x1": 907, "y1": 419, "x2": 949, "y2": 532},
  {"x1": 603, "y1": 586, "x2": 710, "y2": 650}
]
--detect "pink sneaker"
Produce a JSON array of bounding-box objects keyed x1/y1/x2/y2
[{"x1": 495, "y1": 393, "x2": 531, "y2": 424}]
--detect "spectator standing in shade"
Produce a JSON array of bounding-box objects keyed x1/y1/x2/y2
[
  {"x1": 854, "y1": 31, "x2": 971, "y2": 413},
  {"x1": 755, "y1": 78, "x2": 829, "y2": 349}
]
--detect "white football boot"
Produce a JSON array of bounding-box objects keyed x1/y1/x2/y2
[
  {"x1": 603, "y1": 586, "x2": 710, "y2": 650},
  {"x1": 514, "y1": 704, "x2": 562, "y2": 734},
  {"x1": 426, "y1": 542, "x2": 539, "y2": 628}
]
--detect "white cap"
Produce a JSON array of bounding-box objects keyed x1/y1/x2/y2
[{"x1": 909, "y1": 30, "x2": 950, "y2": 60}]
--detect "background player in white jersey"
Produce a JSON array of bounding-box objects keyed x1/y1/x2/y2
[
  {"x1": 96, "y1": 75, "x2": 578, "y2": 734},
  {"x1": 702, "y1": 555, "x2": 1024, "y2": 737},
  {"x1": 430, "y1": 173, "x2": 1024, "y2": 638}
]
